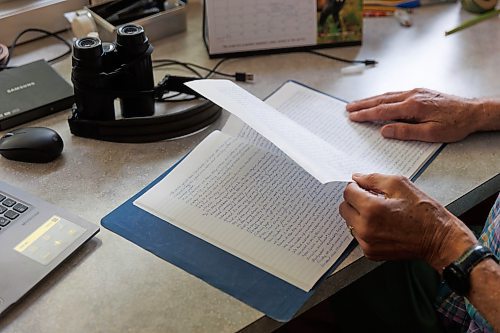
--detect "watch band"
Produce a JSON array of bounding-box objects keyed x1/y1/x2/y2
[{"x1": 443, "y1": 244, "x2": 499, "y2": 296}]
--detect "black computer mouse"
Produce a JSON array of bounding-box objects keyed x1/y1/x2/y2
[{"x1": 0, "y1": 127, "x2": 64, "y2": 163}]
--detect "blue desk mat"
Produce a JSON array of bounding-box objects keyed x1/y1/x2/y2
[{"x1": 101, "y1": 159, "x2": 356, "y2": 322}]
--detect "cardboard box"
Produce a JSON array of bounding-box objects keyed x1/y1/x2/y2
[{"x1": 87, "y1": 0, "x2": 187, "y2": 42}]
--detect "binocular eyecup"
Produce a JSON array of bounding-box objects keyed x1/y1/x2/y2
[
  {"x1": 71, "y1": 24, "x2": 155, "y2": 120},
  {"x1": 68, "y1": 23, "x2": 223, "y2": 143}
]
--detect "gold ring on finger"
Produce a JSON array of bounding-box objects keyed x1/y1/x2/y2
[{"x1": 348, "y1": 225, "x2": 355, "y2": 237}]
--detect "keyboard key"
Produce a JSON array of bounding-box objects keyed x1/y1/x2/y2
[
  {"x1": 2, "y1": 198, "x2": 16, "y2": 207},
  {"x1": 13, "y1": 203, "x2": 28, "y2": 213},
  {"x1": 4, "y1": 210, "x2": 19, "y2": 220},
  {"x1": 0, "y1": 216, "x2": 9, "y2": 227},
  {"x1": 0, "y1": 194, "x2": 5, "y2": 202},
  {"x1": 0, "y1": 206, "x2": 6, "y2": 214}
]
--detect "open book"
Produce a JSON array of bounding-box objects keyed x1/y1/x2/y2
[{"x1": 134, "y1": 80, "x2": 441, "y2": 292}]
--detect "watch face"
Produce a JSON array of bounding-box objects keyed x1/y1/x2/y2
[{"x1": 443, "y1": 264, "x2": 469, "y2": 296}]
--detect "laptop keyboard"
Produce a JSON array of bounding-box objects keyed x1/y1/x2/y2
[{"x1": 0, "y1": 193, "x2": 29, "y2": 230}]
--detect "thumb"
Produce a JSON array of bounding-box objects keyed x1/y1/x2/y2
[
  {"x1": 352, "y1": 173, "x2": 388, "y2": 194},
  {"x1": 353, "y1": 173, "x2": 409, "y2": 198},
  {"x1": 381, "y1": 123, "x2": 437, "y2": 142}
]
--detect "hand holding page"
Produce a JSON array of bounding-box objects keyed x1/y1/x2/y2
[{"x1": 134, "y1": 80, "x2": 441, "y2": 294}]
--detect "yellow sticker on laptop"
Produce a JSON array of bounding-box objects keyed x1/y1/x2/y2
[{"x1": 14, "y1": 215, "x2": 85, "y2": 265}]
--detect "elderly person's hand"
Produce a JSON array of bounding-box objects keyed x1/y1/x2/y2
[
  {"x1": 339, "y1": 173, "x2": 477, "y2": 272},
  {"x1": 346, "y1": 88, "x2": 495, "y2": 143}
]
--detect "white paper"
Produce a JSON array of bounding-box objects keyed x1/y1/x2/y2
[
  {"x1": 221, "y1": 81, "x2": 442, "y2": 180},
  {"x1": 205, "y1": 0, "x2": 317, "y2": 54},
  {"x1": 187, "y1": 79, "x2": 366, "y2": 183},
  {"x1": 135, "y1": 131, "x2": 352, "y2": 291}
]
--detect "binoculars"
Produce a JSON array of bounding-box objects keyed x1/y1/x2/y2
[{"x1": 71, "y1": 24, "x2": 155, "y2": 120}]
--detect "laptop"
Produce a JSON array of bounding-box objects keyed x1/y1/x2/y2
[{"x1": 0, "y1": 180, "x2": 99, "y2": 315}]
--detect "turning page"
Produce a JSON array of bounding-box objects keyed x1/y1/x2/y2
[
  {"x1": 187, "y1": 80, "x2": 441, "y2": 183},
  {"x1": 134, "y1": 131, "x2": 353, "y2": 292},
  {"x1": 187, "y1": 79, "x2": 363, "y2": 183}
]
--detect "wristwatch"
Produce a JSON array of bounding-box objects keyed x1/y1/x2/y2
[{"x1": 443, "y1": 244, "x2": 499, "y2": 296}]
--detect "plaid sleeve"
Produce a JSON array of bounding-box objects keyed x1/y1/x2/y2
[
  {"x1": 465, "y1": 194, "x2": 500, "y2": 332},
  {"x1": 436, "y1": 194, "x2": 500, "y2": 333},
  {"x1": 478, "y1": 194, "x2": 500, "y2": 255}
]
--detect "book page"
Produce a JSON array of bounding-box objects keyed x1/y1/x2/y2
[
  {"x1": 134, "y1": 131, "x2": 353, "y2": 292},
  {"x1": 205, "y1": 0, "x2": 317, "y2": 54},
  {"x1": 187, "y1": 79, "x2": 367, "y2": 183},
  {"x1": 222, "y1": 81, "x2": 442, "y2": 179}
]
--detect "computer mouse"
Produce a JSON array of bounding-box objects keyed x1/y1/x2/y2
[{"x1": 0, "y1": 127, "x2": 64, "y2": 163}]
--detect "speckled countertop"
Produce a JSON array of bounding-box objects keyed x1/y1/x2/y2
[{"x1": 0, "y1": 1, "x2": 498, "y2": 333}]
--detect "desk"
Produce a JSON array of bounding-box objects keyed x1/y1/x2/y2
[{"x1": 0, "y1": 1, "x2": 499, "y2": 332}]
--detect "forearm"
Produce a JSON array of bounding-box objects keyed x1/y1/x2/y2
[
  {"x1": 427, "y1": 213, "x2": 477, "y2": 274},
  {"x1": 427, "y1": 214, "x2": 500, "y2": 329},
  {"x1": 467, "y1": 258, "x2": 500, "y2": 331},
  {"x1": 341, "y1": 174, "x2": 500, "y2": 330},
  {"x1": 472, "y1": 98, "x2": 500, "y2": 133}
]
